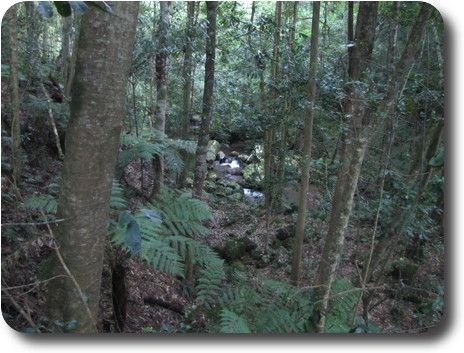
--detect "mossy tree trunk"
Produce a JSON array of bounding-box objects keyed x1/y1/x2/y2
[
  {"x1": 193, "y1": 1, "x2": 218, "y2": 199},
  {"x1": 46, "y1": 2, "x2": 139, "y2": 333}
]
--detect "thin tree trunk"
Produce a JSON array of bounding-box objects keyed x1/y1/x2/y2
[
  {"x1": 290, "y1": 1, "x2": 320, "y2": 286},
  {"x1": 46, "y1": 2, "x2": 139, "y2": 333},
  {"x1": 8, "y1": 5, "x2": 21, "y2": 186},
  {"x1": 39, "y1": 82, "x2": 65, "y2": 159},
  {"x1": 315, "y1": 3, "x2": 434, "y2": 332},
  {"x1": 152, "y1": 1, "x2": 171, "y2": 199},
  {"x1": 177, "y1": 1, "x2": 196, "y2": 188},
  {"x1": 193, "y1": 1, "x2": 218, "y2": 199},
  {"x1": 263, "y1": 1, "x2": 282, "y2": 250}
]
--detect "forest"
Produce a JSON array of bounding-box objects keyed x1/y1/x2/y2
[{"x1": 1, "y1": 1, "x2": 444, "y2": 334}]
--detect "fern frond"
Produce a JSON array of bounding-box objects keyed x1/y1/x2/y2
[
  {"x1": 110, "y1": 179, "x2": 128, "y2": 209},
  {"x1": 163, "y1": 148, "x2": 185, "y2": 176},
  {"x1": 24, "y1": 195, "x2": 57, "y2": 214},
  {"x1": 219, "y1": 309, "x2": 252, "y2": 333},
  {"x1": 150, "y1": 188, "x2": 212, "y2": 237},
  {"x1": 118, "y1": 134, "x2": 164, "y2": 167},
  {"x1": 140, "y1": 238, "x2": 185, "y2": 277}
]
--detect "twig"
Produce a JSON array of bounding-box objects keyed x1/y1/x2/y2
[
  {"x1": 1, "y1": 219, "x2": 66, "y2": 227},
  {"x1": 1, "y1": 275, "x2": 68, "y2": 297},
  {"x1": 41, "y1": 211, "x2": 98, "y2": 332}
]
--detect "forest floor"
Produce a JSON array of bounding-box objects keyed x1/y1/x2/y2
[{"x1": 1, "y1": 145, "x2": 444, "y2": 334}]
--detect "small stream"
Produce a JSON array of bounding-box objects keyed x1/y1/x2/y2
[{"x1": 214, "y1": 156, "x2": 264, "y2": 205}]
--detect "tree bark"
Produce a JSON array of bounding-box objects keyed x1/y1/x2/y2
[
  {"x1": 314, "y1": 3, "x2": 434, "y2": 332},
  {"x1": 177, "y1": 1, "x2": 196, "y2": 188},
  {"x1": 193, "y1": 1, "x2": 218, "y2": 199},
  {"x1": 46, "y1": 2, "x2": 139, "y2": 333},
  {"x1": 151, "y1": 1, "x2": 171, "y2": 198},
  {"x1": 8, "y1": 5, "x2": 21, "y2": 186},
  {"x1": 290, "y1": 1, "x2": 320, "y2": 286}
]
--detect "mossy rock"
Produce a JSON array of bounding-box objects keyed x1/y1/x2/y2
[
  {"x1": 229, "y1": 192, "x2": 243, "y2": 202},
  {"x1": 276, "y1": 224, "x2": 295, "y2": 241},
  {"x1": 223, "y1": 239, "x2": 248, "y2": 262},
  {"x1": 390, "y1": 257, "x2": 419, "y2": 283},
  {"x1": 221, "y1": 237, "x2": 258, "y2": 262},
  {"x1": 203, "y1": 180, "x2": 217, "y2": 193}
]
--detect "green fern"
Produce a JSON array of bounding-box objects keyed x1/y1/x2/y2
[
  {"x1": 325, "y1": 278, "x2": 362, "y2": 333},
  {"x1": 219, "y1": 309, "x2": 251, "y2": 333},
  {"x1": 111, "y1": 187, "x2": 223, "y2": 287},
  {"x1": 117, "y1": 132, "x2": 197, "y2": 178},
  {"x1": 149, "y1": 187, "x2": 212, "y2": 237},
  {"x1": 24, "y1": 195, "x2": 57, "y2": 215},
  {"x1": 110, "y1": 179, "x2": 128, "y2": 209}
]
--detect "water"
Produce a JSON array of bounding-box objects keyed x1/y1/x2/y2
[
  {"x1": 243, "y1": 188, "x2": 264, "y2": 205},
  {"x1": 220, "y1": 158, "x2": 240, "y2": 169}
]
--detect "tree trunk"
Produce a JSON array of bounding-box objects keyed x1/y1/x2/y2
[
  {"x1": 314, "y1": 1, "x2": 379, "y2": 332},
  {"x1": 314, "y1": 3, "x2": 434, "y2": 332},
  {"x1": 151, "y1": 1, "x2": 171, "y2": 199},
  {"x1": 177, "y1": 1, "x2": 196, "y2": 188},
  {"x1": 8, "y1": 5, "x2": 21, "y2": 186},
  {"x1": 193, "y1": 1, "x2": 218, "y2": 199},
  {"x1": 290, "y1": 1, "x2": 320, "y2": 286},
  {"x1": 46, "y1": 2, "x2": 139, "y2": 333}
]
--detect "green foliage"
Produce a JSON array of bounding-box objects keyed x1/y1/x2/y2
[
  {"x1": 24, "y1": 195, "x2": 57, "y2": 215},
  {"x1": 324, "y1": 279, "x2": 360, "y2": 333},
  {"x1": 111, "y1": 187, "x2": 224, "y2": 285},
  {"x1": 110, "y1": 180, "x2": 128, "y2": 210},
  {"x1": 198, "y1": 277, "x2": 318, "y2": 333},
  {"x1": 149, "y1": 187, "x2": 212, "y2": 237},
  {"x1": 219, "y1": 309, "x2": 252, "y2": 333},
  {"x1": 118, "y1": 132, "x2": 196, "y2": 177}
]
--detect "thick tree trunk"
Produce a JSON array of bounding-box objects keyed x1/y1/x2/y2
[
  {"x1": 315, "y1": 3, "x2": 434, "y2": 332},
  {"x1": 46, "y1": 2, "x2": 139, "y2": 333},
  {"x1": 290, "y1": 1, "x2": 320, "y2": 286},
  {"x1": 193, "y1": 1, "x2": 218, "y2": 199}
]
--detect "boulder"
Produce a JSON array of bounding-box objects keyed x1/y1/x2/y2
[
  {"x1": 217, "y1": 151, "x2": 226, "y2": 162},
  {"x1": 206, "y1": 140, "x2": 220, "y2": 162},
  {"x1": 276, "y1": 224, "x2": 295, "y2": 241}
]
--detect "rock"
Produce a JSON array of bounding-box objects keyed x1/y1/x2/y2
[
  {"x1": 217, "y1": 151, "x2": 226, "y2": 162},
  {"x1": 229, "y1": 167, "x2": 243, "y2": 176},
  {"x1": 230, "y1": 151, "x2": 240, "y2": 157},
  {"x1": 229, "y1": 192, "x2": 243, "y2": 202},
  {"x1": 203, "y1": 180, "x2": 217, "y2": 193},
  {"x1": 223, "y1": 240, "x2": 248, "y2": 262},
  {"x1": 239, "y1": 237, "x2": 258, "y2": 252},
  {"x1": 217, "y1": 179, "x2": 241, "y2": 191},
  {"x1": 207, "y1": 172, "x2": 219, "y2": 181},
  {"x1": 221, "y1": 237, "x2": 258, "y2": 263},
  {"x1": 206, "y1": 140, "x2": 220, "y2": 162},
  {"x1": 276, "y1": 224, "x2": 295, "y2": 241},
  {"x1": 246, "y1": 154, "x2": 259, "y2": 164},
  {"x1": 237, "y1": 154, "x2": 249, "y2": 164}
]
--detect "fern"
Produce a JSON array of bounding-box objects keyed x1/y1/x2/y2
[
  {"x1": 325, "y1": 278, "x2": 362, "y2": 333},
  {"x1": 111, "y1": 187, "x2": 223, "y2": 288},
  {"x1": 110, "y1": 179, "x2": 128, "y2": 209},
  {"x1": 149, "y1": 187, "x2": 212, "y2": 237},
  {"x1": 24, "y1": 195, "x2": 57, "y2": 215},
  {"x1": 117, "y1": 132, "x2": 197, "y2": 177},
  {"x1": 219, "y1": 309, "x2": 251, "y2": 333},
  {"x1": 202, "y1": 278, "x2": 317, "y2": 333}
]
